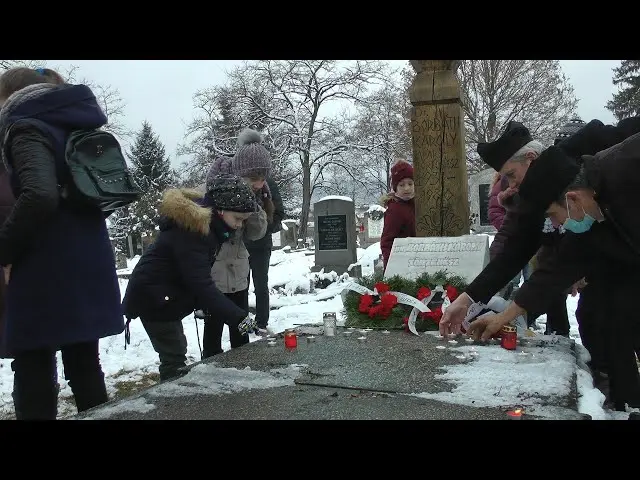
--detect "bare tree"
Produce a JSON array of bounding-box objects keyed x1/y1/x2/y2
[
  {"x1": 0, "y1": 60, "x2": 45, "y2": 71},
  {"x1": 180, "y1": 60, "x2": 386, "y2": 237},
  {"x1": 457, "y1": 60, "x2": 577, "y2": 172},
  {"x1": 343, "y1": 69, "x2": 412, "y2": 201},
  {"x1": 0, "y1": 61, "x2": 130, "y2": 142}
]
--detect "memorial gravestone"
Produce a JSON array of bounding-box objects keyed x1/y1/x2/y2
[
  {"x1": 468, "y1": 168, "x2": 496, "y2": 233},
  {"x1": 383, "y1": 235, "x2": 490, "y2": 283},
  {"x1": 312, "y1": 196, "x2": 357, "y2": 275}
]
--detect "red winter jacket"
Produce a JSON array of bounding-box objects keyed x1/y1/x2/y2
[{"x1": 380, "y1": 195, "x2": 416, "y2": 270}]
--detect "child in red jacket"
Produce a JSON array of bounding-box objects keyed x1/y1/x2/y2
[{"x1": 380, "y1": 159, "x2": 416, "y2": 271}]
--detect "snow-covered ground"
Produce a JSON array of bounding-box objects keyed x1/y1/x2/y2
[{"x1": 0, "y1": 237, "x2": 630, "y2": 420}]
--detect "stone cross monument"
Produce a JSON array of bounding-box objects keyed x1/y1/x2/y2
[{"x1": 408, "y1": 60, "x2": 469, "y2": 237}]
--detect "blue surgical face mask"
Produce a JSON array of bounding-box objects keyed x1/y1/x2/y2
[{"x1": 563, "y1": 196, "x2": 595, "y2": 234}]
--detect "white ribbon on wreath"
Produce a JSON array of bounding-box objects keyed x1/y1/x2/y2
[{"x1": 406, "y1": 285, "x2": 451, "y2": 337}]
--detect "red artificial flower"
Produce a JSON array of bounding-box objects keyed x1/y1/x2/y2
[
  {"x1": 358, "y1": 294, "x2": 374, "y2": 313},
  {"x1": 417, "y1": 287, "x2": 432, "y2": 301},
  {"x1": 445, "y1": 285, "x2": 459, "y2": 301},
  {"x1": 402, "y1": 316, "x2": 410, "y2": 332},
  {"x1": 425, "y1": 306, "x2": 443, "y2": 324},
  {"x1": 380, "y1": 293, "x2": 398, "y2": 310},
  {"x1": 374, "y1": 282, "x2": 391, "y2": 295}
]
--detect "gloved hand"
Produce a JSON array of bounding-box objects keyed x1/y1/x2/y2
[
  {"x1": 237, "y1": 313, "x2": 257, "y2": 335},
  {"x1": 194, "y1": 309, "x2": 207, "y2": 320}
]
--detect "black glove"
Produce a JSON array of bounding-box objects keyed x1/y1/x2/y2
[{"x1": 237, "y1": 314, "x2": 257, "y2": 335}]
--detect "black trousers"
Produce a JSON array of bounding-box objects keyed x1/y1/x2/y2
[
  {"x1": 528, "y1": 294, "x2": 570, "y2": 336},
  {"x1": 248, "y1": 248, "x2": 272, "y2": 328},
  {"x1": 577, "y1": 280, "x2": 640, "y2": 410},
  {"x1": 11, "y1": 340, "x2": 108, "y2": 420},
  {"x1": 140, "y1": 318, "x2": 188, "y2": 382},
  {"x1": 202, "y1": 289, "x2": 249, "y2": 359}
]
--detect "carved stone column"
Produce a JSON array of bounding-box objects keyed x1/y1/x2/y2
[{"x1": 409, "y1": 60, "x2": 469, "y2": 237}]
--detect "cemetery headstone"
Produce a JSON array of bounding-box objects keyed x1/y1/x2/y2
[
  {"x1": 468, "y1": 168, "x2": 496, "y2": 233},
  {"x1": 383, "y1": 235, "x2": 490, "y2": 283},
  {"x1": 312, "y1": 196, "x2": 357, "y2": 275}
]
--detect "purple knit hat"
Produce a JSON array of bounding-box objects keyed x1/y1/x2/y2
[
  {"x1": 231, "y1": 128, "x2": 272, "y2": 179},
  {"x1": 206, "y1": 156, "x2": 233, "y2": 191}
]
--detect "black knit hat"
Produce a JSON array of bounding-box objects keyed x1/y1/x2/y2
[
  {"x1": 477, "y1": 121, "x2": 533, "y2": 172},
  {"x1": 517, "y1": 146, "x2": 581, "y2": 213},
  {"x1": 205, "y1": 174, "x2": 257, "y2": 213},
  {"x1": 554, "y1": 117, "x2": 586, "y2": 145}
]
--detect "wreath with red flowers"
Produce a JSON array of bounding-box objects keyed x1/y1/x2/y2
[{"x1": 343, "y1": 271, "x2": 468, "y2": 331}]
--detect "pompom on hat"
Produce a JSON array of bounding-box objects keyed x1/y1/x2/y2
[{"x1": 231, "y1": 128, "x2": 272, "y2": 179}]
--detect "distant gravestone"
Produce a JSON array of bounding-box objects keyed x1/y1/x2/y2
[
  {"x1": 362, "y1": 207, "x2": 385, "y2": 249},
  {"x1": 468, "y1": 168, "x2": 496, "y2": 233},
  {"x1": 312, "y1": 196, "x2": 357, "y2": 275},
  {"x1": 280, "y1": 219, "x2": 298, "y2": 249},
  {"x1": 383, "y1": 235, "x2": 490, "y2": 283}
]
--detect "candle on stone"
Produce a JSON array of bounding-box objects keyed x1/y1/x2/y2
[
  {"x1": 465, "y1": 337, "x2": 474, "y2": 343},
  {"x1": 448, "y1": 340, "x2": 458, "y2": 345},
  {"x1": 306, "y1": 336, "x2": 316, "y2": 343},
  {"x1": 455, "y1": 354, "x2": 466, "y2": 361},
  {"x1": 507, "y1": 408, "x2": 523, "y2": 420},
  {"x1": 436, "y1": 335, "x2": 445, "y2": 340},
  {"x1": 357, "y1": 336, "x2": 367, "y2": 343},
  {"x1": 382, "y1": 330, "x2": 390, "y2": 335},
  {"x1": 436, "y1": 345, "x2": 446, "y2": 350},
  {"x1": 267, "y1": 341, "x2": 277, "y2": 347}
]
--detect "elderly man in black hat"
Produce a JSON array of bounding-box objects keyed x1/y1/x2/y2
[{"x1": 439, "y1": 115, "x2": 640, "y2": 410}]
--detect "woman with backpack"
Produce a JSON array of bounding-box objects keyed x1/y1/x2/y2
[
  {"x1": 0, "y1": 67, "x2": 124, "y2": 419},
  {"x1": 122, "y1": 174, "x2": 259, "y2": 381}
]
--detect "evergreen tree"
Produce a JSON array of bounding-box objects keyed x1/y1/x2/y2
[
  {"x1": 108, "y1": 121, "x2": 176, "y2": 254},
  {"x1": 606, "y1": 60, "x2": 640, "y2": 121}
]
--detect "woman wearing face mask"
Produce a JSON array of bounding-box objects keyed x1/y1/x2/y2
[
  {"x1": 467, "y1": 132, "x2": 640, "y2": 412},
  {"x1": 122, "y1": 174, "x2": 258, "y2": 382},
  {"x1": 380, "y1": 159, "x2": 416, "y2": 272}
]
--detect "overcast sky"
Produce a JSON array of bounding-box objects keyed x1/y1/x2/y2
[{"x1": 48, "y1": 60, "x2": 621, "y2": 168}]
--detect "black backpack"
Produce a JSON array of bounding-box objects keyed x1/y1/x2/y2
[{"x1": 61, "y1": 129, "x2": 142, "y2": 213}]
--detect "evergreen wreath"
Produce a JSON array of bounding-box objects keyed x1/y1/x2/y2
[
  {"x1": 368, "y1": 209, "x2": 385, "y2": 221},
  {"x1": 342, "y1": 271, "x2": 468, "y2": 331}
]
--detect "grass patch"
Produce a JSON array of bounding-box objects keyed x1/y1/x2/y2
[{"x1": 112, "y1": 372, "x2": 160, "y2": 401}]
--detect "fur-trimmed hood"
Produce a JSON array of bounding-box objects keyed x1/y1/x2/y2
[
  {"x1": 380, "y1": 192, "x2": 413, "y2": 207},
  {"x1": 158, "y1": 188, "x2": 213, "y2": 236}
]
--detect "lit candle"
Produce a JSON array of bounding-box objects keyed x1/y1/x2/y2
[
  {"x1": 448, "y1": 333, "x2": 456, "y2": 339},
  {"x1": 267, "y1": 341, "x2": 277, "y2": 348},
  {"x1": 469, "y1": 351, "x2": 479, "y2": 357},
  {"x1": 382, "y1": 330, "x2": 390, "y2": 335},
  {"x1": 357, "y1": 336, "x2": 367, "y2": 343},
  {"x1": 343, "y1": 331, "x2": 353, "y2": 335},
  {"x1": 507, "y1": 408, "x2": 523, "y2": 420},
  {"x1": 455, "y1": 354, "x2": 466, "y2": 361},
  {"x1": 364, "y1": 328, "x2": 373, "y2": 332},
  {"x1": 436, "y1": 345, "x2": 446, "y2": 350},
  {"x1": 465, "y1": 337, "x2": 474, "y2": 343},
  {"x1": 436, "y1": 335, "x2": 445, "y2": 340},
  {"x1": 347, "y1": 327, "x2": 355, "y2": 331},
  {"x1": 306, "y1": 336, "x2": 316, "y2": 343},
  {"x1": 448, "y1": 340, "x2": 458, "y2": 345},
  {"x1": 359, "y1": 329, "x2": 368, "y2": 335}
]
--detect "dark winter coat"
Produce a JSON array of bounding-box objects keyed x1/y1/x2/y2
[
  {"x1": 380, "y1": 194, "x2": 416, "y2": 270},
  {"x1": 0, "y1": 83, "x2": 124, "y2": 358},
  {"x1": 0, "y1": 169, "x2": 15, "y2": 356},
  {"x1": 245, "y1": 177, "x2": 285, "y2": 251},
  {"x1": 465, "y1": 116, "x2": 640, "y2": 313},
  {"x1": 515, "y1": 130, "x2": 640, "y2": 314},
  {"x1": 122, "y1": 188, "x2": 247, "y2": 324}
]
